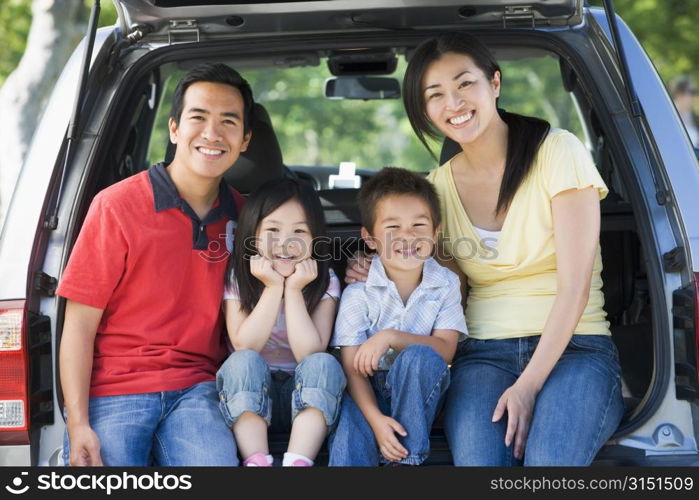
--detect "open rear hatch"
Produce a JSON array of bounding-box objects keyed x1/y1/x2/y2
[{"x1": 113, "y1": 0, "x2": 584, "y2": 41}]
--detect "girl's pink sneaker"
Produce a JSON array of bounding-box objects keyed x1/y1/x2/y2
[
  {"x1": 242, "y1": 452, "x2": 273, "y2": 467},
  {"x1": 289, "y1": 458, "x2": 312, "y2": 467}
]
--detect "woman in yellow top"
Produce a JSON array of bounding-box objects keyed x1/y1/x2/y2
[{"x1": 347, "y1": 32, "x2": 624, "y2": 465}]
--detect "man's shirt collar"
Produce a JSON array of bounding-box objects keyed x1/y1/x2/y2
[
  {"x1": 148, "y1": 162, "x2": 238, "y2": 250},
  {"x1": 149, "y1": 162, "x2": 237, "y2": 219}
]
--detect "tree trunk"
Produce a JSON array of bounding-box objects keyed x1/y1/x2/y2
[{"x1": 0, "y1": 0, "x2": 85, "y2": 225}]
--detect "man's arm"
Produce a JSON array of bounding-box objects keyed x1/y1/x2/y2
[{"x1": 59, "y1": 300, "x2": 104, "y2": 466}]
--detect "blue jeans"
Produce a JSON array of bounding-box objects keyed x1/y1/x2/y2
[
  {"x1": 216, "y1": 350, "x2": 346, "y2": 430},
  {"x1": 444, "y1": 335, "x2": 625, "y2": 466},
  {"x1": 328, "y1": 344, "x2": 450, "y2": 466},
  {"x1": 62, "y1": 381, "x2": 238, "y2": 466}
]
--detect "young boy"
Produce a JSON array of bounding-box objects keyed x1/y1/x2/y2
[{"x1": 328, "y1": 167, "x2": 467, "y2": 466}]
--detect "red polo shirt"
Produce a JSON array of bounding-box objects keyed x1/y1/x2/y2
[{"x1": 57, "y1": 163, "x2": 244, "y2": 397}]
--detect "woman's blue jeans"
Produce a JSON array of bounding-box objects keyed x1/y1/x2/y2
[
  {"x1": 216, "y1": 350, "x2": 346, "y2": 431},
  {"x1": 328, "y1": 344, "x2": 450, "y2": 466},
  {"x1": 444, "y1": 335, "x2": 625, "y2": 466}
]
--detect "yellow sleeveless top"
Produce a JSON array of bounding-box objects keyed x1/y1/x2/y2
[{"x1": 427, "y1": 129, "x2": 610, "y2": 340}]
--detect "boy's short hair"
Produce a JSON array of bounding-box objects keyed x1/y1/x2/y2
[
  {"x1": 170, "y1": 63, "x2": 254, "y2": 133},
  {"x1": 359, "y1": 167, "x2": 441, "y2": 233}
]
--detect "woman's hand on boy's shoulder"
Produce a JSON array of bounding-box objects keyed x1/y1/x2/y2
[
  {"x1": 286, "y1": 258, "x2": 318, "y2": 291},
  {"x1": 345, "y1": 250, "x2": 372, "y2": 284},
  {"x1": 250, "y1": 255, "x2": 285, "y2": 288}
]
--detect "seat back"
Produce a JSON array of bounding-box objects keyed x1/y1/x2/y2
[{"x1": 225, "y1": 102, "x2": 286, "y2": 194}]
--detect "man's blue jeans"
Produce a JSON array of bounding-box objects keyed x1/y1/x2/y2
[
  {"x1": 62, "y1": 381, "x2": 237, "y2": 466},
  {"x1": 444, "y1": 335, "x2": 625, "y2": 465},
  {"x1": 328, "y1": 344, "x2": 450, "y2": 466},
  {"x1": 216, "y1": 350, "x2": 347, "y2": 430}
]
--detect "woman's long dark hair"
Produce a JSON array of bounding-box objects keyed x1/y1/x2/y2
[
  {"x1": 225, "y1": 178, "x2": 331, "y2": 314},
  {"x1": 403, "y1": 32, "x2": 550, "y2": 215}
]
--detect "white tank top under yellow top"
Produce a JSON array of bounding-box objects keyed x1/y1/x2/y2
[{"x1": 427, "y1": 129, "x2": 610, "y2": 340}]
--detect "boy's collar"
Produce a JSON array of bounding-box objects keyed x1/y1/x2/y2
[{"x1": 365, "y1": 255, "x2": 443, "y2": 289}]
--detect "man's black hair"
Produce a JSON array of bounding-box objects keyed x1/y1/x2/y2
[{"x1": 170, "y1": 63, "x2": 254, "y2": 134}]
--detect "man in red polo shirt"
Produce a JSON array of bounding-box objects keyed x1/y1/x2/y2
[{"x1": 57, "y1": 63, "x2": 251, "y2": 466}]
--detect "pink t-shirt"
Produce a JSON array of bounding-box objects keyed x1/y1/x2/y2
[{"x1": 224, "y1": 269, "x2": 341, "y2": 372}]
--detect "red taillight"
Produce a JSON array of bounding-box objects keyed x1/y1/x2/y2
[{"x1": 0, "y1": 300, "x2": 29, "y2": 444}]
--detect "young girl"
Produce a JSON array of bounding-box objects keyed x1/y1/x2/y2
[{"x1": 216, "y1": 178, "x2": 346, "y2": 467}]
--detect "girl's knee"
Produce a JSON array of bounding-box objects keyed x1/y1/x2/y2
[
  {"x1": 295, "y1": 352, "x2": 346, "y2": 392},
  {"x1": 216, "y1": 350, "x2": 269, "y2": 391}
]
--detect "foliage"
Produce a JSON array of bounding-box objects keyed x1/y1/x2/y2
[
  {"x1": 0, "y1": 0, "x2": 118, "y2": 86},
  {"x1": 590, "y1": 0, "x2": 699, "y2": 84},
  {"x1": 0, "y1": 0, "x2": 32, "y2": 86}
]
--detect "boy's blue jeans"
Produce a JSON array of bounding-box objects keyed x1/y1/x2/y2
[
  {"x1": 216, "y1": 350, "x2": 346, "y2": 430},
  {"x1": 62, "y1": 381, "x2": 238, "y2": 466},
  {"x1": 328, "y1": 344, "x2": 450, "y2": 466},
  {"x1": 443, "y1": 335, "x2": 625, "y2": 465}
]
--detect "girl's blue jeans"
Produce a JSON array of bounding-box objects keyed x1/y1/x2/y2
[
  {"x1": 444, "y1": 334, "x2": 625, "y2": 466},
  {"x1": 328, "y1": 344, "x2": 451, "y2": 466},
  {"x1": 216, "y1": 350, "x2": 346, "y2": 431}
]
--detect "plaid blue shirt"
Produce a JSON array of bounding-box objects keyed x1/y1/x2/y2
[{"x1": 331, "y1": 257, "x2": 468, "y2": 365}]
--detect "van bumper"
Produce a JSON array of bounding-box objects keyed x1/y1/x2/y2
[{"x1": 0, "y1": 445, "x2": 31, "y2": 466}]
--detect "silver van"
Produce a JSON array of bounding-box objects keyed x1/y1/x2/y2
[{"x1": 1, "y1": 0, "x2": 697, "y2": 465}]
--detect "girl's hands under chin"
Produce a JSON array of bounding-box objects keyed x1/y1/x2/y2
[
  {"x1": 250, "y1": 254, "x2": 285, "y2": 288},
  {"x1": 285, "y1": 258, "x2": 318, "y2": 291}
]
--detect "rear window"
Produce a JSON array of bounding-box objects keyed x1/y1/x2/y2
[{"x1": 147, "y1": 53, "x2": 586, "y2": 172}]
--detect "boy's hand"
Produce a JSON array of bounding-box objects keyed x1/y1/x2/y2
[
  {"x1": 353, "y1": 330, "x2": 392, "y2": 376},
  {"x1": 285, "y1": 258, "x2": 318, "y2": 291},
  {"x1": 250, "y1": 255, "x2": 284, "y2": 288},
  {"x1": 369, "y1": 415, "x2": 408, "y2": 463},
  {"x1": 345, "y1": 250, "x2": 372, "y2": 284},
  {"x1": 68, "y1": 424, "x2": 104, "y2": 466}
]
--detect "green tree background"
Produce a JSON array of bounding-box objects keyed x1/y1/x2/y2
[
  {"x1": 0, "y1": 0, "x2": 696, "y2": 170},
  {"x1": 0, "y1": 0, "x2": 118, "y2": 86}
]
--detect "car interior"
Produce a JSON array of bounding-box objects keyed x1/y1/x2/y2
[{"x1": 63, "y1": 34, "x2": 656, "y2": 463}]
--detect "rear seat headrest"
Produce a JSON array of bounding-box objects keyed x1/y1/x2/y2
[{"x1": 224, "y1": 102, "x2": 286, "y2": 194}]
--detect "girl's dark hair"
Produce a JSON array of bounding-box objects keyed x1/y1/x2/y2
[
  {"x1": 226, "y1": 178, "x2": 331, "y2": 314},
  {"x1": 403, "y1": 32, "x2": 550, "y2": 215}
]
